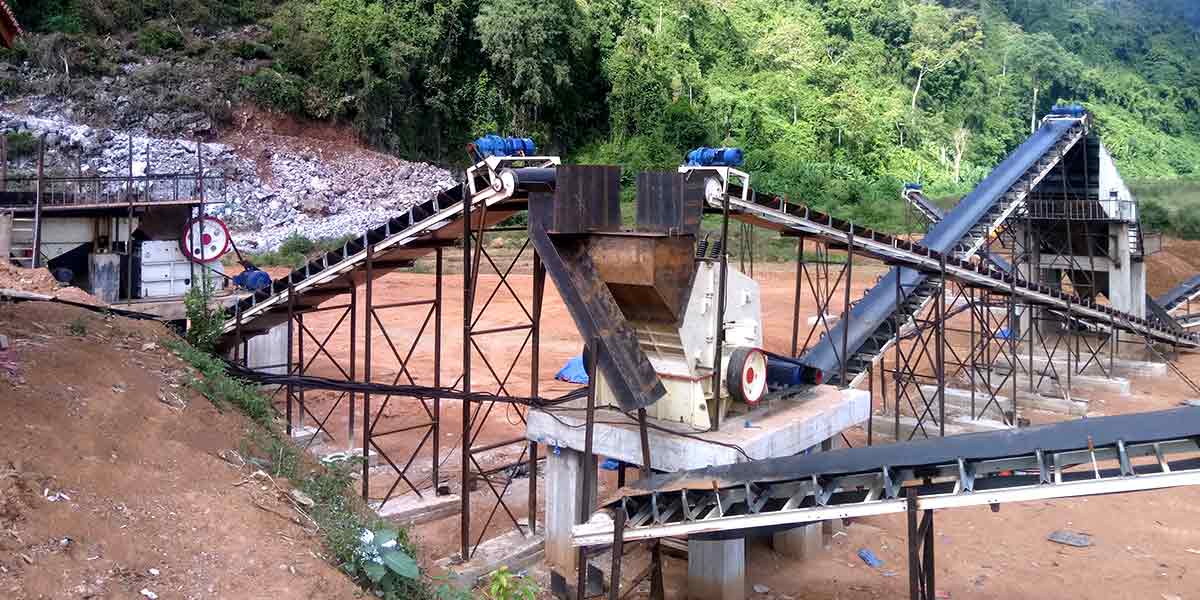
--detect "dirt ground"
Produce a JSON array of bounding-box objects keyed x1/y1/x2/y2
[
  {"x1": 0, "y1": 263, "x2": 99, "y2": 305},
  {"x1": 0, "y1": 301, "x2": 359, "y2": 599},
  {"x1": 1146, "y1": 237, "x2": 1200, "y2": 298}
]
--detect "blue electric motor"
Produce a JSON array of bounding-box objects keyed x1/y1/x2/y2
[
  {"x1": 1049, "y1": 103, "x2": 1086, "y2": 118},
  {"x1": 471, "y1": 135, "x2": 537, "y2": 159},
  {"x1": 685, "y1": 147, "x2": 744, "y2": 167},
  {"x1": 233, "y1": 267, "x2": 272, "y2": 292}
]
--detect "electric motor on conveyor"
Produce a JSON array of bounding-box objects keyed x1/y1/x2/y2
[
  {"x1": 468, "y1": 135, "x2": 537, "y2": 161},
  {"x1": 181, "y1": 215, "x2": 272, "y2": 292},
  {"x1": 685, "y1": 146, "x2": 745, "y2": 167}
]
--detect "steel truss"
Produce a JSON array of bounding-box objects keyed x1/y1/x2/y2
[
  {"x1": 571, "y1": 427, "x2": 1200, "y2": 547},
  {"x1": 458, "y1": 199, "x2": 544, "y2": 561},
  {"x1": 363, "y1": 246, "x2": 443, "y2": 509}
]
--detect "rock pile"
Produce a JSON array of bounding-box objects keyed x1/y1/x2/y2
[{"x1": 0, "y1": 105, "x2": 456, "y2": 251}]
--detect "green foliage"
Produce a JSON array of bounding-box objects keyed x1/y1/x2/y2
[
  {"x1": 5, "y1": 132, "x2": 37, "y2": 158},
  {"x1": 136, "y1": 23, "x2": 186, "y2": 55},
  {"x1": 239, "y1": 68, "x2": 304, "y2": 114},
  {"x1": 1177, "y1": 210, "x2": 1200, "y2": 241},
  {"x1": 481, "y1": 566, "x2": 538, "y2": 600},
  {"x1": 1140, "y1": 200, "x2": 1171, "y2": 233},
  {"x1": 241, "y1": 233, "x2": 354, "y2": 269},
  {"x1": 169, "y1": 338, "x2": 274, "y2": 424},
  {"x1": 278, "y1": 231, "x2": 316, "y2": 255},
  {"x1": 350, "y1": 526, "x2": 421, "y2": 596},
  {"x1": 183, "y1": 280, "x2": 226, "y2": 353},
  {"x1": 67, "y1": 316, "x2": 88, "y2": 337}
]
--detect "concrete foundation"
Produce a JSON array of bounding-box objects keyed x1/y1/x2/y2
[
  {"x1": 528, "y1": 385, "x2": 869, "y2": 600},
  {"x1": 373, "y1": 492, "x2": 461, "y2": 526},
  {"x1": 688, "y1": 538, "x2": 744, "y2": 600},
  {"x1": 434, "y1": 529, "x2": 544, "y2": 587},
  {"x1": 544, "y1": 447, "x2": 596, "y2": 572},
  {"x1": 245, "y1": 323, "x2": 288, "y2": 374}
]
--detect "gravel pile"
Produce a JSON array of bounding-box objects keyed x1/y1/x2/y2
[{"x1": 0, "y1": 104, "x2": 456, "y2": 251}]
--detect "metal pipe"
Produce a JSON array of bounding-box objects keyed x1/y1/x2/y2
[{"x1": 433, "y1": 247, "x2": 442, "y2": 495}]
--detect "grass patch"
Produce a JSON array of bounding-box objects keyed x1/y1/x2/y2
[{"x1": 235, "y1": 232, "x2": 358, "y2": 269}]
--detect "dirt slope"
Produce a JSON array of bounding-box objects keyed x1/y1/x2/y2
[
  {"x1": 0, "y1": 301, "x2": 360, "y2": 599},
  {"x1": 1146, "y1": 237, "x2": 1200, "y2": 298}
]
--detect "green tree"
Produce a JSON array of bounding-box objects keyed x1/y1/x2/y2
[{"x1": 904, "y1": 3, "x2": 982, "y2": 111}]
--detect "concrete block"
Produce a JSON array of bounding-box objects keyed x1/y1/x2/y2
[
  {"x1": 772, "y1": 523, "x2": 823, "y2": 559},
  {"x1": 435, "y1": 530, "x2": 544, "y2": 587},
  {"x1": 688, "y1": 537, "x2": 744, "y2": 600},
  {"x1": 373, "y1": 492, "x2": 461, "y2": 526},
  {"x1": 921, "y1": 385, "x2": 1088, "y2": 418},
  {"x1": 290, "y1": 425, "x2": 332, "y2": 446},
  {"x1": 544, "y1": 448, "x2": 596, "y2": 572},
  {"x1": 527, "y1": 386, "x2": 870, "y2": 472}
]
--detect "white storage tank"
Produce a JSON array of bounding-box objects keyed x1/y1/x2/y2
[{"x1": 139, "y1": 240, "x2": 226, "y2": 298}]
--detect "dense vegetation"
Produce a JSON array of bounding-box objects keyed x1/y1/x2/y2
[{"x1": 9, "y1": 0, "x2": 1200, "y2": 232}]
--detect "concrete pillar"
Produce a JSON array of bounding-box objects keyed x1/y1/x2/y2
[
  {"x1": 772, "y1": 437, "x2": 839, "y2": 559},
  {"x1": 544, "y1": 447, "x2": 596, "y2": 572},
  {"x1": 245, "y1": 323, "x2": 288, "y2": 375},
  {"x1": 0, "y1": 211, "x2": 11, "y2": 260},
  {"x1": 1108, "y1": 222, "x2": 1144, "y2": 317},
  {"x1": 89, "y1": 253, "x2": 121, "y2": 304},
  {"x1": 688, "y1": 537, "x2": 745, "y2": 600}
]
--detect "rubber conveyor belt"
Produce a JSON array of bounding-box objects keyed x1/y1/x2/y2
[
  {"x1": 710, "y1": 193, "x2": 1200, "y2": 351},
  {"x1": 573, "y1": 406, "x2": 1200, "y2": 546},
  {"x1": 790, "y1": 117, "x2": 1085, "y2": 385}
]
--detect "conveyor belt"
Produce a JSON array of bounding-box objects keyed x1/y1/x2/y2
[
  {"x1": 701, "y1": 188, "x2": 1199, "y2": 350},
  {"x1": 1157, "y1": 274, "x2": 1200, "y2": 314},
  {"x1": 573, "y1": 406, "x2": 1200, "y2": 546},
  {"x1": 217, "y1": 157, "x2": 559, "y2": 345},
  {"x1": 755, "y1": 116, "x2": 1088, "y2": 385}
]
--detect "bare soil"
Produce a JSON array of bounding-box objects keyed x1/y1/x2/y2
[{"x1": 0, "y1": 301, "x2": 360, "y2": 599}]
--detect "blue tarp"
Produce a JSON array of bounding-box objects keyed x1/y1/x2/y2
[{"x1": 555, "y1": 355, "x2": 589, "y2": 385}]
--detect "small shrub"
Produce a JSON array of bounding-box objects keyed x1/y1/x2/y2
[
  {"x1": 482, "y1": 566, "x2": 539, "y2": 600},
  {"x1": 184, "y1": 279, "x2": 225, "y2": 352},
  {"x1": 5, "y1": 131, "x2": 37, "y2": 157},
  {"x1": 1177, "y1": 209, "x2": 1200, "y2": 241},
  {"x1": 240, "y1": 68, "x2": 304, "y2": 114},
  {"x1": 231, "y1": 39, "x2": 273, "y2": 60},
  {"x1": 136, "y1": 24, "x2": 185, "y2": 55},
  {"x1": 1140, "y1": 200, "x2": 1170, "y2": 233},
  {"x1": 67, "y1": 316, "x2": 87, "y2": 337},
  {"x1": 278, "y1": 231, "x2": 315, "y2": 256}
]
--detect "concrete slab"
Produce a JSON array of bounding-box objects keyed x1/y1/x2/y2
[
  {"x1": 373, "y1": 492, "x2": 461, "y2": 526},
  {"x1": 920, "y1": 385, "x2": 1088, "y2": 417},
  {"x1": 289, "y1": 425, "x2": 332, "y2": 446},
  {"x1": 527, "y1": 385, "x2": 870, "y2": 471},
  {"x1": 870, "y1": 413, "x2": 1009, "y2": 441},
  {"x1": 435, "y1": 529, "x2": 544, "y2": 587},
  {"x1": 1004, "y1": 352, "x2": 1165, "y2": 379}
]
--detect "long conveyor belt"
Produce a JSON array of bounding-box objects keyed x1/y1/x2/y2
[
  {"x1": 573, "y1": 406, "x2": 1200, "y2": 546},
  {"x1": 701, "y1": 186, "x2": 1199, "y2": 352},
  {"x1": 217, "y1": 157, "x2": 559, "y2": 346},
  {"x1": 707, "y1": 115, "x2": 1089, "y2": 386}
]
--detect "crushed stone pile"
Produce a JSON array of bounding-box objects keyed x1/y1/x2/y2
[{"x1": 1, "y1": 102, "x2": 456, "y2": 251}]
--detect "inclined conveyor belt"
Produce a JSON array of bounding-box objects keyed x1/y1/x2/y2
[
  {"x1": 792, "y1": 117, "x2": 1083, "y2": 385},
  {"x1": 217, "y1": 161, "x2": 559, "y2": 345}
]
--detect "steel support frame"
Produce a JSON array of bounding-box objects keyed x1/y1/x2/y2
[
  {"x1": 282, "y1": 276, "x2": 358, "y2": 455},
  {"x1": 459, "y1": 198, "x2": 544, "y2": 561},
  {"x1": 362, "y1": 245, "x2": 445, "y2": 509}
]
